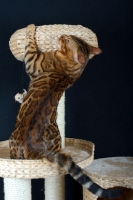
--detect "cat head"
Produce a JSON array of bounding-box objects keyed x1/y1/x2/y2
[{"x1": 58, "y1": 34, "x2": 102, "y2": 65}]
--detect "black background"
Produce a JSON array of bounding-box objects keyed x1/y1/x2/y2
[{"x1": 0, "y1": 1, "x2": 133, "y2": 199}]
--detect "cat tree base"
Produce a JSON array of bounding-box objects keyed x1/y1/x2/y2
[{"x1": 0, "y1": 138, "x2": 94, "y2": 200}]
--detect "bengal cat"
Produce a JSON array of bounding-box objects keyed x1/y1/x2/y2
[{"x1": 9, "y1": 24, "x2": 122, "y2": 198}]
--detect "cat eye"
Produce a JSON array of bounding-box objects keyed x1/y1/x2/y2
[{"x1": 62, "y1": 38, "x2": 69, "y2": 43}]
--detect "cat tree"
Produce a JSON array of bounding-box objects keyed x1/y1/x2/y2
[{"x1": 0, "y1": 25, "x2": 98, "y2": 200}]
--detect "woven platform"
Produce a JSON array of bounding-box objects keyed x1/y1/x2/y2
[
  {"x1": 0, "y1": 138, "x2": 94, "y2": 179},
  {"x1": 83, "y1": 157, "x2": 133, "y2": 200},
  {"x1": 9, "y1": 24, "x2": 98, "y2": 61}
]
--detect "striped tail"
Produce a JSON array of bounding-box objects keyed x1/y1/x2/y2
[{"x1": 54, "y1": 153, "x2": 122, "y2": 198}]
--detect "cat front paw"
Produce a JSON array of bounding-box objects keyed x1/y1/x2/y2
[{"x1": 26, "y1": 24, "x2": 36, "y2": 39}]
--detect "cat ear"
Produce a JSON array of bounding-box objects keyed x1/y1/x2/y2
[{"x1": 91, "y1": 47, "x2": 102, "y2": 55}]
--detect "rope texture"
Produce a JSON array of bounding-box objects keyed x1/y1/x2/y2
[{"x1": 4, "y1": 178, "x2": 31, "y2": 200}]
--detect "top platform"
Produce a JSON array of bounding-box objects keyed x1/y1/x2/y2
[
  {"x1": 9, "y1": 24, "x2": 98, "y2": 61},
  {"x1": 0, "y1": 138, "x2": 94, "y2": 179}
]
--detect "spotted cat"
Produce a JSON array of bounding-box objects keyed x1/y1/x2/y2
[{"x1": 9, "y1": 24, "x2": 122, "y2": 198}]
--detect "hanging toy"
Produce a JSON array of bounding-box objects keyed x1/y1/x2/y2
[{"x1": 14, "y1": 89, "x2": 27, "y2": 103}]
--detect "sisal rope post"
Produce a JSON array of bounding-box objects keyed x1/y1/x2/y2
[
  {"x1": 45, "y1": 176, "x2": 65, "y2": 200},
  {"x1": 57, "y1": 93, "x2": 65, "y2": 149},
  {"x1": 3, "y1": 178, "x2": 31, "y2": 200},
  {"x1": 45, "y1": 93, "x2": 65, "y2": 200}
]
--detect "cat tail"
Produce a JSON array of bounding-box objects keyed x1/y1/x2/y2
[{"x1": 47, "y1": 152, "x2": 122, "y2": 198}]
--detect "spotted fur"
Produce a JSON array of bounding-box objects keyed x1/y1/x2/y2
[{"x1": 9, "y1": 24, "x2": 122, "y2": 198}]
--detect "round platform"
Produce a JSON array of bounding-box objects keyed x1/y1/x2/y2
[
  {"x1": 9, "y1": 24, "x2": 98, "y2": 61},
  {"x1": 83, "y1": 157, "x2": 133, "y2": 200},
  {"x1": 0, "y1": 138, "x2": 94, "y2": 179}
]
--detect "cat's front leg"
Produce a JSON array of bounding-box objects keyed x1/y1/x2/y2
[{"x1": 25, "y1": 24, "x2": 39, "y2": 79}]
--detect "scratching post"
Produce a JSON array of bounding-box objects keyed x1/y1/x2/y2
[
  {"x1": 57, "y1": 93, "x2": 65, "y2": 148},
  {"x1": 0, "y1": 24, "x2": 97, "y2": 200},
  {"x1": 45, "y1": 93, "x2": 65, "y2": 200},
  {"x1": 45, "y1": 176, "x2": 65, "y2": 200}
]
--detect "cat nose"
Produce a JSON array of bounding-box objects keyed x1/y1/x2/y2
[{"x1": 60, "y1": 35, "x2": 67, "y2": 38}]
